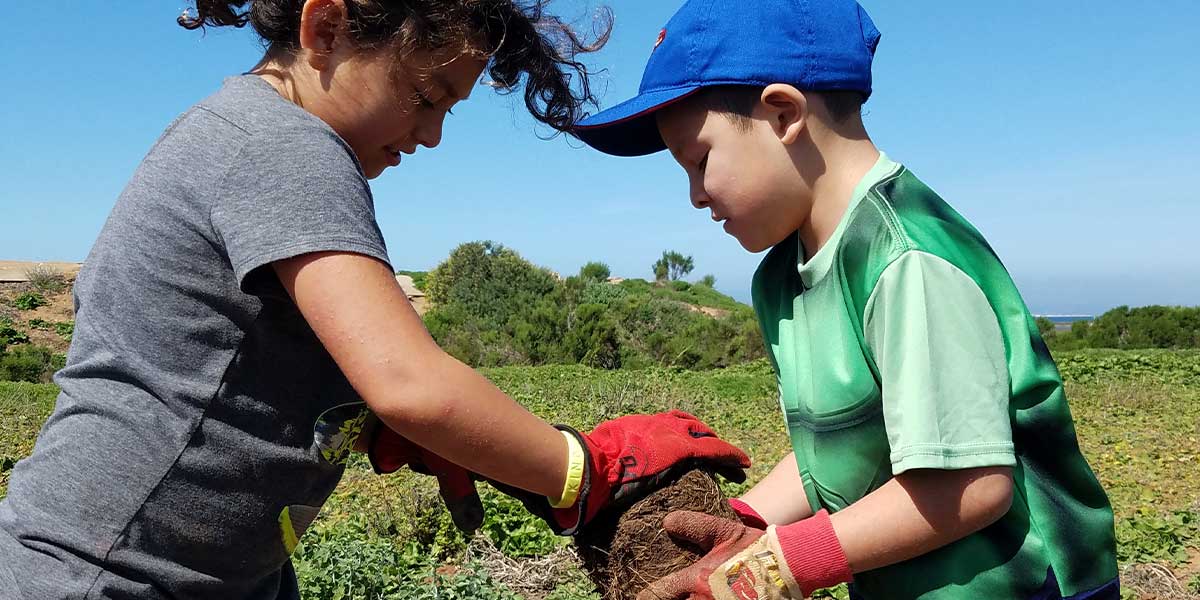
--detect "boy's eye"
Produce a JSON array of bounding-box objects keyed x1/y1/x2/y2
[{"x1": 698, "y1": 153, "x2": 709, "y2": 172}]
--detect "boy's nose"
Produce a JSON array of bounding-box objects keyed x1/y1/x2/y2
[{"x1": 690, "y1": 179, "x2": 710, "y2": 209}]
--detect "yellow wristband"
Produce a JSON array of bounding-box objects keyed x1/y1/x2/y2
[{"x1": 549, "y1": 430, "x2": 585, "y2": 509}]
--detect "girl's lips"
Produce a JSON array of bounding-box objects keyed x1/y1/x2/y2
[{"x1": 385, "y1": 148, "x2": 401, "y2": 167}]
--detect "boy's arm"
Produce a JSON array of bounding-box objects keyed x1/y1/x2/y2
[
  {"x1": 832, "y1": 465, "x2": 1013, "y2": 572},
  {"x1": 738, "y1": 453, "x2": 814, "y2": 525},
  {"x1": 640, "y1": 465, "x2": 1014, "y2": 600}
]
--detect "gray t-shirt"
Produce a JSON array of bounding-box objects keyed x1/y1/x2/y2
[{"x1": 0, "y1": 75, "x2": 390, "y2": 599}]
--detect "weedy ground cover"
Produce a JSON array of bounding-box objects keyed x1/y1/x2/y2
[{"x1": 2, "y1": 351, "x2": 1198, "y2": 599}]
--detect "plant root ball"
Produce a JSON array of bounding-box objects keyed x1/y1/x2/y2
[{"x1": 575, "y1": 469, "x2": 737, "y2": 600}]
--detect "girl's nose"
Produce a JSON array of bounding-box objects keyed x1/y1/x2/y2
[{"x1": 416, "y1": 114, "x2": 446, "y2": 149}]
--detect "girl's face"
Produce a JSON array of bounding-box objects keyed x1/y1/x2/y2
[{"x1": 307, "y1": 44, "x2": 487, "y2": 179}]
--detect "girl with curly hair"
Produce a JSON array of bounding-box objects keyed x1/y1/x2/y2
[{"x1": 0, "y1": 2, "x2": 750, "y2": 598}]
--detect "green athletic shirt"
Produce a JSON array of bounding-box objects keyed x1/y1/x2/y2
[{"x1": 751, "y1": 153, "x2": 1117, "y2": 599}]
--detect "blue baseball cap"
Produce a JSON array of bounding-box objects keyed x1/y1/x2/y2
[{"x1": 574, "y1": 0, "x2": 881, "y2": 157}]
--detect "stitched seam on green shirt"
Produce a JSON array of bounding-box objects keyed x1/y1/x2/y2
[
  {"x1": 892, "y1": 443, "x2": 1015, "y2": 456},
  {"x1": 864, "y1": 171, "x2": 913, "y2": 256}
]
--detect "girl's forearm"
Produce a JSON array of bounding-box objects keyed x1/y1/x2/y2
[
  {"x1": 377, "y1": 350, "x2": 568, "y2": 499},
  {"x1": 274, "y1": 251, "x2": 568, "y2": 499}
]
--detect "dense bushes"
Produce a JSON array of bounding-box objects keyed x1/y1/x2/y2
[
  {"x1": 422, "y1": 242, "x2": 765, "y2": 370},
  {"x1": 1043, "y1": 306, "x2": 1200, "y2": 350},
  {"x1": 0, "y1": 316, "x2": 64, "y2": 383},
  {"x1": 0, "y1": 345, "x2": 63, "y2": 384}
]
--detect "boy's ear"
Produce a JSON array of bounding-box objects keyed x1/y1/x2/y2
[
  {"x1": 298, "y1": 0, "x2": 349, "y2": 70},
  {"x1": 759, "y1": 84, "x2": 808, "y2": 145}
]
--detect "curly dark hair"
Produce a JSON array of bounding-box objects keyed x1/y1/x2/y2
[{"x1": 179, "y1": 0, "x2": 611, "y2": 133}]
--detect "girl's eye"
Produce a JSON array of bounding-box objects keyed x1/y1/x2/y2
[{"x1": 698, "y1": 153, "x2": 709, "y2": 172}]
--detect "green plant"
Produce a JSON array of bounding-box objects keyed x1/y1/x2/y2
[
  {"x1": 24, "y1": 265, "x2": 66, "y2": 294},
  {"x1": 54, "y1": 321, "x2": 74, "y2": 341},
  {"x1": 293, "y1": 520, "x2": 408, "y2": 599},
  {"x1": 652, "y1": 250, "x2": 694, "y2": 282},
  {"x1": 1115, "y1": 509, "x2": 1199, "y2": 565},
  {"x1": 293, "y1": 518, "x2": 523, "y2": 600},
  {"x1": 0, "y1": 345, "x2": 55, "y2": 383},
  {"x1": 394, "y1": 270, "x2": 429, "y2": 292},
  {"x1": 811, "y1": 584, "x2": 851, "y2": 599},
  {"x1": 0, "y1": 322, "x2": 30, "y2": 349},
  {"x1": 478, "y1": 488, "x2": 562, "y2": 557},
  {"x1": 579, "y1": 262, "x2": 611, "y2": 283},
  {"x1": 27, "y1": 319, "x2": 50, "y2": 331},
  {"x1": 12, "y1": 293, "x2": 47, "y2": 311}
]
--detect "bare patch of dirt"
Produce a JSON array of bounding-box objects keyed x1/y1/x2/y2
[
  {"x1": 680, "y1": 303, "x2": 730, "y2": 319},
  {"x1": 1, "y1": 278, "x2": 76, "y2": 354}
]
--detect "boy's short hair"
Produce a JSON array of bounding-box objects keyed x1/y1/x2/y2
[{"x1": 704, "y1": 86, "x2": 867, "y2": 130}]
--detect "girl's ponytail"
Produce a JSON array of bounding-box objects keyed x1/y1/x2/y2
[
  {"x1": 178, "y1": 1, "x2": 302, "y2": 48},
  {"x1": 177, "y1": 1, "x2": 253, "y2": 30}
]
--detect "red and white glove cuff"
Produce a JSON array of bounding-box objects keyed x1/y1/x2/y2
[
  {"x1": 728, "y1": 498, "x2": 769, "y2": 529},
  {"x1": 769, "y1": 510, "x2": 853, "y2": 597}
]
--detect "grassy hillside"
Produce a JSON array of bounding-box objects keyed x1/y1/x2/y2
[{"x1": 3, "y1": 351, "x2": 1199, "y2": 598}]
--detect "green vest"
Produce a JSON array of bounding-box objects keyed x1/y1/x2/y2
[{"x1": 752, "y1": 155, "x2": 1117, "y2": 599}]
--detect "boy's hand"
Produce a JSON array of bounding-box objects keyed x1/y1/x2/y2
[
  {"x1": 368, "y1": 426, "x2": 483, "y2": 534},
  {"x1": 639, "y1": 510, "x2": 853, "y2": 600},
  {"x1": 492, "y1": 410, "x2": 750, "y2": 535},
  {"x1": 637, "y1": 511, "x2": 767, "y2": 600},
  {"x1": 728, "y1": 498, "x2": 769, "y2": 529}
]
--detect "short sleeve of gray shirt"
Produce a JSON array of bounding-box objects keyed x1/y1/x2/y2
[
  {"x1": 212, "y1": 120, "x2": 389, "y2": 291},
  {"x1": 0, "y1": 75, "x2": 390, "y2": 600}
]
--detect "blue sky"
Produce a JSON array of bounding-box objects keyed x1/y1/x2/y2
[{"x1": 1, "y1": 1, "x2": 1196, "y2": 314}]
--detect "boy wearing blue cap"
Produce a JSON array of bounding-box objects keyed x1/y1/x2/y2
[{"x1": 572, "y1": 1, "x2": 1119, "y2": 599}]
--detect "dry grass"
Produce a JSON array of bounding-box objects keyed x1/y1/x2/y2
[
  {"x1": 1123, "y1": 562, "x2": 1199, "y2": 599},
  {"x1": 465, "y1": 535, "x2": 585, "y2": 599}
]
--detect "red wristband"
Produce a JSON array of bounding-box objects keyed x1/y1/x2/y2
[
  {"x1": 773, "y1": 510, "x2": 853, "y2": 596},
  {"x1": 728, "y1": 498, "x2": 768, "y2": 529}
]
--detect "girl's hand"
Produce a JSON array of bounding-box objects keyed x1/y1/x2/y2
[
  {"x1": 491, "y1": 410, "x2": 750, "y2": 535},
  {"x1": 367, "y1": 424, "x2": 483, "y2": 533}
]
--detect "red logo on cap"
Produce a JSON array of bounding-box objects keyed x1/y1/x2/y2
[{"x1": 654, "y1": 28, "x2": 667, "y2": 51}]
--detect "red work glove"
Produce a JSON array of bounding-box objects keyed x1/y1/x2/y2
[
  {"x1": 636, "y1": 510, "x2": 853, "y2": 600},
  {"x1": 728, "y1": 498, "x2": 768, "y2": 529},
  {"x1": 368, "y1": 425, "x2": 483, "y2": 534},
  {"x1": 493, "y1": 410, "x2": 751, "y2": 535}
]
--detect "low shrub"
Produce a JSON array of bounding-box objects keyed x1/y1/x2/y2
[
  {"x1": 12, "y1": 293, "x2": 47, "y2": 311},
  {"x1": 24, "y1": 266, "x2": 67, "y2": 294},
  {"x1": 0, "y1": 318, "x2": 30, "y2": 350},
  {"x1": 54, "y1": 321, "x2": 74, "y2": 341},
  {"x1": 0, "y1": 345, "x2": 56, "y2": 383}
]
